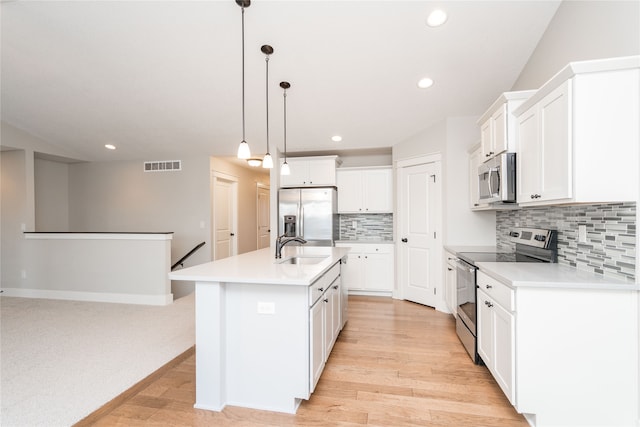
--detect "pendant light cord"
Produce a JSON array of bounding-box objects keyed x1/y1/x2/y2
[
  {"x1": 283, "y1": 88, "x2": 287, "y2": 161},
  {"x1": 241, "y1": 6, "x2": 246, "y2": 142},
  {"x1": 265, "y1": 55, "x2": 270, "y2": 154}
]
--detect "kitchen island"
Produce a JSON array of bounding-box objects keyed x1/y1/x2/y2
[{"x1": 168, "y1": 246, "x2": 350, "y2": 414}]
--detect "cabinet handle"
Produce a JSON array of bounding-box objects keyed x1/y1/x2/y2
[
  {"x1": 485, "y1": 284, "x2": 492, "y2": 289},
  {"x1": 364, "y1": 256, "x2": 368, "y2": 259},
  {"x1": 485, "y1": 153, "x2": 490, "y2": 157},
  {"x1": 318, "y1": 287, "x2": 324, "y2": 292},
  {"x1": 531, "y1": 194, "x2": 541, "y2": 199},
  {"x1": 485, "y1": 300, "x2": 493, "y2": 308},
  {"x1": 447, "y1": 268, "x2": 452, "y2": 271},
  {"x1": 323, "y1": 298, "x2": 329, "y2": 303},
  {"x1": 333, "y1": 285, "x2": 339, "y2": 290},
  {"x1": 401, "y1": 238, "x2": 408, "y2": 243}
]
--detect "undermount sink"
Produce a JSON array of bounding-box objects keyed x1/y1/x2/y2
[{"x1": 276, "y1": 256, "x2": 328, "y2": 265}]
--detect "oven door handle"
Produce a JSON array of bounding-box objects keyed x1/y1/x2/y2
[{"x1": 455, "y1": 259, "x2": 477, "y2": 273}]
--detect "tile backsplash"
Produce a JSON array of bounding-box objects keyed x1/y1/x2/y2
[
  {"x1": 496, "y1": 203, "x2": 636, "y2": 282},
  {"x1": 339, "y1": 214, "x2": 393, "y2": 241}
]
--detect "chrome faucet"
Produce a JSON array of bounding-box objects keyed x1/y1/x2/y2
[{"x1": 275, "y1": 234, "x2": 307, "y2": 258}]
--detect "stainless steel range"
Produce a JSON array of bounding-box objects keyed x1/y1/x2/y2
[{"x1": 453, "y1": 227, "x2": 558, "y2": 364}]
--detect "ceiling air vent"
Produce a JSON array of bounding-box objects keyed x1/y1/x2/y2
[{"x1": 143, "y1": 160, "x2": 182, "y2": 172}]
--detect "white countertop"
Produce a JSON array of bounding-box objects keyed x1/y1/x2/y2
[
  {"x1": 336, "y1": 240, "x2": 394, "y2": 245},
  {"x1": 444, "y1": 245, "x2": 499, "y2": 255},
  {"x1": 477, "y1": 262, "x2": 640, "y2": 291},
  {"x1": 168, "y1": 246, "x2": 350, "y2": 286}
]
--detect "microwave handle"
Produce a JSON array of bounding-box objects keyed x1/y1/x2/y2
[{"x1": 487, "y1": 168, "x2": 495, "y2": 196}]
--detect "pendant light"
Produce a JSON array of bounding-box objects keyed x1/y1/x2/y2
[
  {"x1": 280, "y1": 81, "x2": 291, "y2": 176},
  {"x1": 261, "y1": 45, "x2": 274, "y2": 169},
  {"x1": 236, "y1": 0, "x2": 251, "y2": 159}
]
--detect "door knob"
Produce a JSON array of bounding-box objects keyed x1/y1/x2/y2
[{"x1": 401, "y1": 238, "x2": 408, "y2": 243}]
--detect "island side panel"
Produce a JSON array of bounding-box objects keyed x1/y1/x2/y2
[
  {"x1": 225, "y1": 283, "x2": 309, "y2": 413},
  {"x1": 194, "y1": 282, "x2": 227, "y2": 411},
  {"x1": 515, "y1": 287, "x2": 639, "y2": 427}
]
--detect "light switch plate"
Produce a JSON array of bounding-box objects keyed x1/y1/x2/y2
[
  {"x1": 578, "y1": 224, "x2": 587, "y2": 243},
  {"x1": 257, "y1": 302, "x2": 275, "y2": 314}
]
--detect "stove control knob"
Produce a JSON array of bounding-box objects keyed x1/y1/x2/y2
[
  {"x1": 534, "y1": 234, "x2": 546, "y2": 242},
  {"x1": 509, "y1": 231, "x2": 520, "y2": 238}
]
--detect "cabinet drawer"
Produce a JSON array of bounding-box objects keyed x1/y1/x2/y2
[
  {"x1": 309, "y1": 263, "x2": 340, "y2": 305},
  {"x1": 477, "y1": 271, "x2": 514, "y2": 311}
]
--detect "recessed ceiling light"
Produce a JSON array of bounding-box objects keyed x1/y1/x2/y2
[
  {"x1": 331, "y1": 135, "x2": 342, "y2": 142},
  {"x1": 426, "y1": 9, "x2": 447, "y2": 27},
  {"x1": 417, "y1": 77, "x2": 434, "y2": 89},
  {"x1": 104, "y1": 144, "x2": 116, "y2": 150}
]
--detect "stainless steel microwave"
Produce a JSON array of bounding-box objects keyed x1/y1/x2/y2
[{"x1": 478, "y1": 152, "x2": 516, "y2": 204}]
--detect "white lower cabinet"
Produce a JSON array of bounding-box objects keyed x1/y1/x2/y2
[
  {"x1": 477, "y1": 287, "x2": 515, "y2": 404},
  {"x1": 309, "y1": 297, "x2": 325, "y2": 391},
  {"x1": 476, "y1": 269, "x2": 639, "y2": 427},
  {"x1": 444, "y1": 251, "x2": 458, "y2": 315},
  {"x1": 335, "y1": 243, "x2": 394, "y2": 295},
  {"x1": 309, "y1": 269, "x2": 342, "y2": 392}
]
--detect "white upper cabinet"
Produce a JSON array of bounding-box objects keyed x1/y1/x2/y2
[
  {"x1": 337, "y1": 167, "x2": 393, "y2": 213},
  {"x1": 478, "y1": 91, "x2": 535, "y2": 161},
  {"x1": 515, "y1": 56, "x2": 639, "y2": 206},
  {"x1": 280, "y1": 156, "x2": 339, "y2": 187}
]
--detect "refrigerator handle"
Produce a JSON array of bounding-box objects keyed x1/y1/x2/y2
[{"x1": 300, "y1": 205, "x2": 304, "y2": 238}]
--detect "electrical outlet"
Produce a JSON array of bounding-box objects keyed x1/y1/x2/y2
[
  {"x1": 352, "y1": 220, "x2": 357, "y2": 230},
  {"x1": 257, "y1": 302, "x2": 275, "y2": 314},
  {"x1": 578, "y1": 224, "x2": 587, "y2": 243}
]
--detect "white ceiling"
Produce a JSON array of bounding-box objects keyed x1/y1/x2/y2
[{"x1": 1, "y1": 0, "x2": 561, "y2": 162}]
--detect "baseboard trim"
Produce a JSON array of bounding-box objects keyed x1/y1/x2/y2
[
  {"x1": 73, "y1": 346, "x2": 195, "y2": 427},
  {"x1": 0, "y1": 288, "x2": 173, "y2": 305}
]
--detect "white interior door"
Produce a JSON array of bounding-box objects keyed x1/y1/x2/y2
[
  {"x1": 213, "y1": 173, "x2": 238, "y2": 260},
  {"x1": 398, "y1": 159, "x2": 441, "y2": 307},
  {"x1": 257, "y1": 184, "x2": 270, "y2": 249}
]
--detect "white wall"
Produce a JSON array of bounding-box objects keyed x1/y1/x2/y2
[
  {"x1": 444, "y1": 117, "x2": 496, "y2": 245},
  {"x1": 209, "y1": 157, "x2": 270, "y2": 255},
  {"x1": 392, "y1": 117, "x2": 496, "y2": 247},
  {"x1": 1, "y1": 150, "x2": 28, "y2": 288},
  {"x1": 34, "y1": 158, "x2": 69, "y2": 231},
  {"x1": 512, "y1": 0, "x2": 640, "y2": 91},
  {"x1": 68, "y1": 157, "x2": 211, "y2": 269}
]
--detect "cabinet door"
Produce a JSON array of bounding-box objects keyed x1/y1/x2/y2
[
  {"x1": 363, "y1": 169, "x2": 393, "y2": 213},
  {"x1": 477, "y1": 289, "x2": 493, "y2": 367},
  {"x1": 539, "y1": 80, "x2": 572, "y2": 203},
  {"x1": 281, "y1": 159, "x2": 308, "y2": 187},
  {"x1": 330, "y1": 281, "x2": 341, "y2": 346},
  {"x1": 308, "y1": 158, "x2": 336, "y2": 186},
  {"x1": 517, "y1": 106, "x2": 540, "y2": 203},
  {"x1": 480, "y1": 119, "x2": 493, "y2": 160},
  {"x1": 469, "y1": 146, "x2": 485, "y2": 209},
  {"x1": 363, "y1": 252, "x2": 393, "y2": 292},
  {"x1": 492, "y1": 104, "x2": 508, "y2": 155},
  {"x1": 445, "y1": 259, "x2": 457, "y2": 315},
  {"x1": 322, "y1": 295, "x2": 333, "y2": 361},
  {"x1": 310, "y1": 300, "x2": 325, "y2": 392},
  {"x1": 337, "y1": 170, "x2": 363, "y2": 213},
  {"x1": 341, "y1": 252, "x2": 364, "y2": 290},
  {"x1": 493, "y1": 302, "x2": 515, "y2": 405}
]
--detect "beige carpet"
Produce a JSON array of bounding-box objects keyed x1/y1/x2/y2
[{"x1": 0, "y1": 293, "x2": 195, "y2": 427}]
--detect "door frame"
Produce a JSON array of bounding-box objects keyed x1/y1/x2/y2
[
  {"x1": 211, "y1": 171, "x2": 239, "y2": 260},
  {"x1": 256, "y1": 182, "x2": 270, "y2": 249},
  {"x1": 394, "y1": 154, "x2": 443, "y2": 305}
]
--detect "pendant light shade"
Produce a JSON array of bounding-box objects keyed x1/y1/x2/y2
[
  {"x1": 280, "y1": 81, "x2": 291, "y2": 176},
  {"x1": 262, "y1": 45, "x2": 274, "y2": 169},
  {"x1": 236, "y1": 1, "x2": 251, "y2": 159}
]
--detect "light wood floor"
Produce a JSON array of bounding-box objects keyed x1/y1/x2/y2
[{"x1": 81, "y1": 296, "x2": 528, "y2": 426}]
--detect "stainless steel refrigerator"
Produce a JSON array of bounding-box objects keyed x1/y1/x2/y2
[{"x1": 278, "y1": 187, "x2": 338, "y2": 246}]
